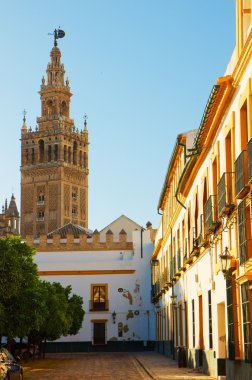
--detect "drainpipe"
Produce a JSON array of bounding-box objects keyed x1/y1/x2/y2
[
  {"x1": 175, "y1": 137, "x2": 199, "y2": 210},
  {"x1": 140, "y1": 227, "x2": 144, "y2": 258}
]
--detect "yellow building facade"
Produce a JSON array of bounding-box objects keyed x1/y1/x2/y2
[{"x1": 152, "y1": 1, "x2": 252, "y2": 378}]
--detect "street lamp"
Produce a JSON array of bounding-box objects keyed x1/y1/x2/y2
[{"x1": 219, "y1": 247, "x2": 233, "y2": 278}]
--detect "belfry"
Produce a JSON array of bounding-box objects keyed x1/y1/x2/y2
[{"x1": 21, "y1": 34, "x2": 89, "y2": 236}]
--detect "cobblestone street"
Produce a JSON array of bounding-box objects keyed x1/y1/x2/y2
[{"x1": 23, "y1": 352, "x2": 217, "y2": 380}]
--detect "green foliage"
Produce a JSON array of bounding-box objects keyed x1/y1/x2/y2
[
  {"x1": 0, "y1": 237, "x2": 39, "y2": 338},
  {"x1": 68, "y1": 294, "x2": 85, "y2": 335},
  {"x1": 0, "y1": 236, "x2": 85, "y2": 346}
]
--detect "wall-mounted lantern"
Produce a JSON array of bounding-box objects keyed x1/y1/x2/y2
[
  {"x1": 112, "y1": 310, "x2": 117, "y2": 324},
  {"x1": 219, "y1": 247, "x2": 233, "y2": 278}
]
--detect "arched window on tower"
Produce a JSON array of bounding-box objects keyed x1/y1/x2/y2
[
  {"x1": 73, "y1": 141, "x2": 77, "y2": 165},
  {"x1": 84, "y1": 152, "x2": 87, "y2": 168},
  {"x1": 46, "y1": 100, "x2": 53, "y2": 116},
  {"x1": 25, "y1": 149, "x2": 29, "y2": 165},
  {"x1": 61, "y1": 101, "x2": 68, "y2": 117},
  {"x1": 79, "y1": 151, "x2": 82, "y2": 167},
  {"x1": 64, "y1": 145, "x2": 67, "y2": 162},
  {"x1": 48, "y1": 145, "x2": 52, "y2": 162},
  {"x1": 68, "y1": 146, "x2": 71, "y2": 163},
  {"x1": 31, "y1": 148, "x2": 35, "y2": 164},
  {"x1": 54, "y1": 144, "x2": 58, "y2": 161},
  {"x1": 38, "y1": 140, "x2": 44, "y2": 163}
]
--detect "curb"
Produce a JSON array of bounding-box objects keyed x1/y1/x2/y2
[{"x1": 134, "y1": 356, "x2": 160, "y2": 380}]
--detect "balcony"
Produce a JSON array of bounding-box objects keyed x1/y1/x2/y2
[
  {"x1": 204, "y1": 195, "x2": 220, "y2": 234},
  {"x1": 237, "y1": 198, "x2": 252, "y2": 265},
  {"x1": 176, "y1": 249, "x2": 181, "y2": 271},
  {"x1": 37, "y1": 200, "x2": 45, "y2": 206},
  {"x1": 89, "y1": 300, "x2": 109, "y2": 311},
  {"x1": 36, "y1": 216, "x2": 45, "y2": 222},
  {"x1": 184, "y1": 237, "x2": 193, "y2": 265},
  {"x1": 248, "y1": 138, "x2": 252, "y2": 183},
  {"x1": 189, "y1": 227, "x2": 200, "y2": 257},
  {"x1": 217, "y1": 172, "x2": 235, "y2": 217},
  {"x1": 235, "y1": 150, "x2": 249, "y2": 199}
]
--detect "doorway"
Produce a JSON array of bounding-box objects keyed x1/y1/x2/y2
[
  {"x1": 93, "y1": 322, "x2": 106, "y2": 345},
  {"x1": 217, "y1": 302, "x2": 226, "y2": 358}
]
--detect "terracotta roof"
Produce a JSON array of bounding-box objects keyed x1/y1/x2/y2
[{"x1": 47, "y1": 222, "x2": 93, "y2": 238}]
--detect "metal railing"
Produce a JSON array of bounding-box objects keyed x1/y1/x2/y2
[
  {"x1": 248, "y1": 139, "x2": 252, "y2": 183},
  {"x1": 89, "y1": 300, "x2": 109, "y2": 311},
  {"x1": 238, "y1": 199, "x2": 248, "y2": 265},
  {"x1": 217, "y1": 172, "x2": 235, "y2": 216},
  {"x1": 176, "y1": 248, "x2": 181, "y2": 271},
  {"x1": 204, "y1": 195, "x2": 218, "y2": 233},
  {"x1": 235, "y1": 150, "x2": 248, "y2": 198}
]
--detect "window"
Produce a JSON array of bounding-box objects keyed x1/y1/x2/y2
[
  {"x1": 90, "y1": 284, "x2": 108, "y2": 311},
  {"x1": 48, "y1": 145, "x2": 52, "y2": 162},
  {"x1": 25, "y1": 149, "x2": 29, "y2": 164},
  {"x1": 208, "y1": 290, "x2": 213, "y2": 349},
  {"x1": 68, "y1": 146, "x2": 71, "y2": 163},
  {"x1": 118, "y1": 322, "x2": 123, "y2": 337},
  {"x1": 31, "y1": 148, "x2": 35, "y2": 164},
  {"x1": 241, "y1": 282, "x2": 252, "y2": 362},
  {"x1": 72, "y1": 190, "x2": 77, "y2": 201},
  {"x1": 38, "y1": 140, "x2": 44, "y2": 163},
  {"x1": 73, "y1": 141, "x2": 77, "y2": 165},
  {"x1": 192, "y1": 299, "x2": 195, "y2": 348},
  {"x1": 72, "y1": 207, "x2": 77, "y2": 217},
  {"x1": 54, "y1": 144, "x2": 58, "y2": 161},
  {"x1": 37, "y1": 194, "x2": 45, "y2": 205},
  {"x1": 238, "y1": 198, "x2": 252, "y2": 264},
  {"x1": 226, "y1": 276, "x2": 235, "y2": 359},
  {"x1": 37, "y1": 211, "x2": 44, "y2": 221},
  {"x1": 64, "y1": 145, "x2": 67, "y2": 161}
]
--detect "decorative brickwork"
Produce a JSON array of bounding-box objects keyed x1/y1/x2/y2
[{"x1": 49, "y1": 184, "x2": 58, "y2": 210}]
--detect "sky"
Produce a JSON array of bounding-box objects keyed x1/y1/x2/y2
[{"x1": 0, "y1": 0, "x2": 235, "y2": 231}]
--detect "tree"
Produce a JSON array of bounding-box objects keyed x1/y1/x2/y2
[
  {"x1": 29, "y1": 281, "x2": 84, "y2": 357},
  {"x1": 0, "y1": 236, "x2": 85, "y2": 357},
  {"x1": 0, "y1": 237, "x2": 40, "y2": 342},
  {"x1": 67, "y1": 293, "x2": 85, "y2": 335}
]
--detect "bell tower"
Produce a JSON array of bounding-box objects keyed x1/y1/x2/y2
[{"x1": 21, "y1": 39, "x2": 89, "y2": 236}]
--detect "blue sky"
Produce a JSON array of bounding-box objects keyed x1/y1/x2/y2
[{"x1": 0, "y1": 1, "x2": 235, "y2": 230}]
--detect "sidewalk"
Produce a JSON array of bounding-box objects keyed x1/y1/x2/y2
[{"x1": 134, "y1": 352, "x2": 217, "y2": 380}]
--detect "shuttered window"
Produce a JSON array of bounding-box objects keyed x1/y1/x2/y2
[
  {"x1": 226, "y1": 275, "x2": 235, "y2": 360},
  {"x1": 208, "y1": 290, "x2": 213, "y2": 349},
  {"x1": 238, "y1": 199, "x2": 248, "y2": 264},
  {"x1": 241, "y1": 282, "x2": 252, "y2": 362}
]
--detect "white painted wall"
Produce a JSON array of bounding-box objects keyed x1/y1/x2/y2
[{"x1": 35, "y1": 228, "x2": 156, "y2": 344}]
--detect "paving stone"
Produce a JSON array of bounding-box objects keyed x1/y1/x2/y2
[{"x1": 23, "y1": 352, "x2": 217, "y2": 380}]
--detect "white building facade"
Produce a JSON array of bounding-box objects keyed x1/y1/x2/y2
[{"x1": 28, "y1": 216, "x2": 156, "y2": 352}]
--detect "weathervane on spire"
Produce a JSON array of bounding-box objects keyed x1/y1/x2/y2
[{"x1": 48, "y1": 28, "x2": 65, "y2": 47}]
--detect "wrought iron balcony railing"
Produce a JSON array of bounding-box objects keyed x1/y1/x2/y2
[
  {"x1": 89, "y1": 300, "x2": 109, "y2": 311},
  {"x1": 238, "y1": 198, "x2": 249, "y2": 265},
  {"x1": 204, "y1": 195, "x2": 220, "y2": 233},
  {"x1": 248, "y1": 138, "x2": 252, "y2": 183},
  {"x1": 217, "y1": 172, "x2": 235, "y2": 217},
  {"x1": 176, "y1": 248, "x2": 181, "y2": 271},
  {"x1": 235, "y1": 150, "x2": 249, "y2": 199}
]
